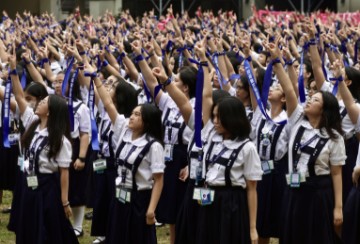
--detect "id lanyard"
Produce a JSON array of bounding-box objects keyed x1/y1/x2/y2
[
  {"x1": 165, "y1": 111, "x2": 182, "y2": 144},
  {"x1": 293, "y1": 134, "x2": 319, "y2": 172},
  {"x1": 28, "y1": 135, "x2": 44, "y2": 175},
  {"x1": 120, "y1": 145, "x2": 137, "y2": 185},
  {"x1": 209, "y1": 146, "x2": 228, "y2": 166},
  {"x1": 260, "y1": 123, "x2": 277, "y2": 159}
]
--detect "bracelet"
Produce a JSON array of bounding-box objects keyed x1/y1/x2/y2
[
  {"x1": 200, "y1": 61, "x2": 209, "y2": 67},
  {"x1": 78, "y1": 157, "x2": 86, "y2": 163},
  {"x1": 63, "y1": 201, "x2": 70, "y2": 207},
  {"x1": 161, "y1": 76, "x2": 172, "y2": 89},
  {"x1": 271, "y1": 57, "x2": 281, "y2": 65},
  {"x1": 285, "y1": 58, "x2": 296, "y2": 66},
  {"x1": 308, "y1": 39, "x2": 317, "y2": 45},
  {"x1": 42, "y1": 58, "x2": 49, "y2": 64},
  {"x1": 135, "y1": 54, "x2": 144, "y2": 63},
  {"x1": 245, "y1": 56, "x2": 252, "y2": 62},
  {"x1": 79, "y1": 51, "x2": 86, "y2": 56},
  {"x1": 119, "y1": 52, "x2": 126, "y2": 59},
  {"x1": 102, "y1": 60, "x2": 109, "y2": 67},
  {"x1": 330, "y1": 76, "x2": 343, "y2": 82},
  {"x1": 10, "y1": 69, "x2": 18, "y2": 75}
]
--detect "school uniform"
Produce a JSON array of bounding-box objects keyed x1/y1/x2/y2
[
  {"x1": 91, "y1": 102, "x2": 117, "y2": 237},
  {"x1": 15, "y1": 107, "x2": 78, "y2": 244},
  {"x1": 194, "y1": 121, "x2": 263, "y2": 244},
  {"x1": 68, "y1": 99, "x2": 91, "y2": 207},
  {"x1": 280, "y1": 105, "x2": 346, "y2": 244},
  {"x1": 156, "y1": 93, "x2": 194, "y2": 224},
  {"x1": 251, "y1": 107, "x2": 289, "y2": 238},
  {"x1": 321, "y1": 81, "x2": 360, "y2": 203},
  {"x1": 106, "y1": 114, "x2": 165, "y2": 244},
  {"x1": 0, "y1": 103, "x2": 19, "y2": 191},
  {"x1": 342, "y1": 115, "x2": 360, "y2": 244}
]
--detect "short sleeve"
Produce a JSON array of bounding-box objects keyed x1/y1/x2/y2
[
  {"x1": 148, "y1": 142, "x2": 165, "y2": 174},
  {"x1": 288, "y1": 104, "x2": 303, "y2": 128},
  {"x1": 188, "y1": 110, "x2": 195, "y2": 130},
  {"x1": 243, "y1": 142, "x2": 263, "y2": 181},
  {"x1": 21, "y1": 106, "x2": 38, "y2": 129},
  {"x1": 329, "y1": 136, "x2": 347, "y2": 166},
  {"x1": 320, "y1": 81, "x2": 333, "y2": 93},
  {"x1": 111, "y1": 114, "x2": 127, "y2": 144},
  {"x1": 78, "y1": 105, "x2": 91, "y2": 133},
  {"x1": 56, "y1": 137, "x2": 73, "y2": 168},
  {"x1": 158, "y1": 92, "x2": 171, "y2": 111},
  {"x1": 356, "y1": 114, "x2": 360, "y2": 133},
  {"x1": 228, "y1": 86, "x2": 236, "y2": 97}
]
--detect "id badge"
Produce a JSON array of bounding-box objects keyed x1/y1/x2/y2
[
  {"x1": 164, "y1": 144, "x2": 173, "y2": 161},
  {"x1": 27, "y1": 175, "x2": 38, "y2": 189},
  {"x1": 9, "y1": 133, "x2": 20, "y2": 145},
  {"x1": 118, "y1": 188, "x2": 131, "y2": 204},
  {"x1": 18, "y1": 156, "x2": 24, "y2": 168},
  {"x1": 93, "y1": 159, "x2": 107, "y2": 173},
  {"x1": 193, "y1": 187, "x2": 215, "y2": 205},
  {"x1": 261, "y1": 160, "x2": 274, "y2": 174},
  {"x1": 290, "y1": 173, "x2": 301, "y2": 188}
]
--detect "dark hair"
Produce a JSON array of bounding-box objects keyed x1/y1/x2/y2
[
  {"x1": 21, "y1": 95, "x2": 71, "y2": 160},
  {"x1": 317, "y1": 91, "x2": 343, "y2": 139},
  {"x1": 239, "y1": 75, "x2": 250, "y2": 95},
  {"x1": 114, "y1": 81, "x2": 138, "y2": 118},
  {"x1": 212, "y1": 89, "x2": 231, "y2": 105},
  {"x1": 345, "y1": 66, "x2": 360, "y2": 101},
  {"x1": 211, "y1": 96, "x2": 251, "y2": 140},
  {"x1": 179, "y1": 66, "x2": 197, "y2": 98},
  {"x1": 25, "y1": 82, "x2": 48, "y2": 101},
  {"x1": 140, "y1": 104, "x2": 163, "y2": 144},
  {"x1": 64, "y1": 71, "x2": 82, "y2": 101}
]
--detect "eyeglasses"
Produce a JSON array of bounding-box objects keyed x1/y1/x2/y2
[{"x1": 307, "y1": 96, "x2": 322, "y2": 104}]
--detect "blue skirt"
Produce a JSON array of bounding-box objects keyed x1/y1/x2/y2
[
  {"x1": 156, "y1": 145, "x2": 188, "y2": 224},
  {"x1": 7, "y1": 167, "x2": 24, "y2": 232},
  {"x1": 196, "y1": 186, "x2": 250, "y2": 244},
  {"x1": 257, "y1": 156, "x2": 288, "y2": 238},
  {"x1": 69, "y1": 138, "x2": 88, "y2": 206},
  {"x1": 342, "y1": 183, "x2": 360, "y2": 244},
  {"x1": 0, "y1": 129, "x2": 19, "y2": 190},
  {"x1": 91, "y1": 158, "x2": 117, "y2": 236},
  {"x1": 342, "y1": 136, "x2": 359, "y2": 204},
  {"x1": 280, "y1": 175, "x2": 338, "y2": 244},
  {"x1": 15, "y1": 173, "x2": 78, "y2": 244},
  {"x1": 105, "y1": 189, "x2": 157, "y2": 244},
  {"x1": 175, "y1": 180, "x2": 203, "y2": 244},
  {"x1": 84, "y1": 145, "x2": 98, "y2": 208}
]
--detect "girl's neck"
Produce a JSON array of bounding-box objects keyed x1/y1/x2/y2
[
  {"x1": 132, "y1": 130, "x2": 143, "y2": 141},
  {"x1": 269, "y1": 102, "x2": 283, "y2": 119},
  {"x1": 39, "y1": 117, "x2": 47, "y2": 130},
  {"x1": 307, "y1": 115, "x2": 321, "y2": 129}
]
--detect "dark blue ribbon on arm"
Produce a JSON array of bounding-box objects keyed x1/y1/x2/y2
[
  {"x1": 262, "y1": 58, "x2": 279, "y2": 107},
  {"x1": 243, "y1": 60, "x2": 287, "y2": 125},
  {"x1": 354, "y1": 38, "x2": 359, "y2": 64},
  {"x1": 68, "y1": 68, "x2": 79, "y2": 132},
  {"x1": 84, "y1": 72, "x2": 100, "y2": 151},
  {"x1": 2, "y1": 77, "x2": 12, "y2": 148},
  {"x1": 298, "y1": 43, "x2": 309, "y2": 103},
  {"x1": 212, "y1": 54, "x2": 224, "y2": 89},
  {"x1": 21, "y1": 68, "x2": 27, "y2": 89},
  {"x1": 330, "y1": 75, "x2": 343, "y2": 96},
  {"x1": 188, "y1": 58, "x2": 204, "y2": 148},
  {"x1": 62, "y1": 56, "x2": 75, "y2": 96}
]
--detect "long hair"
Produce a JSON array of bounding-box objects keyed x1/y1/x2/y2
[
  {"x1": 21, "y1": 95, "x2": 71, "y2": 160},
  {"x1": 179, "y1": 66, "x2": 197, "y2": 99},
  {"x1": 211, "y1": 96, "x2": 251, "y2": 140},
  {"x1": 317, "y1": 91, "x2": 343, "y2": 139},
  {"x1": 140, "y1": 103, "x2": 163, "y2": 145},
  {"x1": 345, "y1": 66, "x2": 360, "y2": 101},
  {"x1": 114, "y1": 81, "x2": 138, "y2": 118}
]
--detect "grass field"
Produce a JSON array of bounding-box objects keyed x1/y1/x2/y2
[{"x1": 0, "y1": 190, "x2": 278, "y2": 244}]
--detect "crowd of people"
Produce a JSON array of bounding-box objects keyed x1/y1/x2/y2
[{"x1": 0, "y1": 3, "x2": 360, "y2": 244}]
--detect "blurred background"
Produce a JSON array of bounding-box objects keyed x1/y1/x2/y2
[{"x1": 0, "y1": 0, "x2": 359, "y2": 21}]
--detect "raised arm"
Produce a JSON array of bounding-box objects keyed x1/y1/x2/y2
[
  {"x1": 266, "y1": 42, "x2": 298, "y2": 117},
  {"x1": 333, "y1": 59, "x2": 359, "y2": 124},
  {"x1": 8, "y1": 55, "x2": 28, "y2": 114}
]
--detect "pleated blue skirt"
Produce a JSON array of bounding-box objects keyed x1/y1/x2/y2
[{"x1": 343, "y1": 183, "x2": 360, "y2": 244}]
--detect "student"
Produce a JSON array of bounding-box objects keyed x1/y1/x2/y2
[
  {"x1": 91, "y1": 78, "x2": 138, "y2": 244},
  {"x1": 86, "y1": 65, "x2": 165, "y2": 244},
  {"x1": 53, "y1": 71, "x2": 91, "y2": 237},
  {"x1": 152, "y1": 38, "x2": 261, "y2": 244},
  {"x1": 130, "y1": 40, "x2": 195, "y2": 244},
  {"x1": 6, "y1": 82, "x2": 48, "y2": 232},
  {"x1": 331, "y1": 59, "x2": 360, "y2": 244},
  {"x1": 265, "y1": 42, "x2": 345, "y2": 244},
  {"x1": 8, "y1": 55, "x2": 78, "y2": 244},
  {"x1": 250, "y1": 80, "x2": 289, "y2": 243}
]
